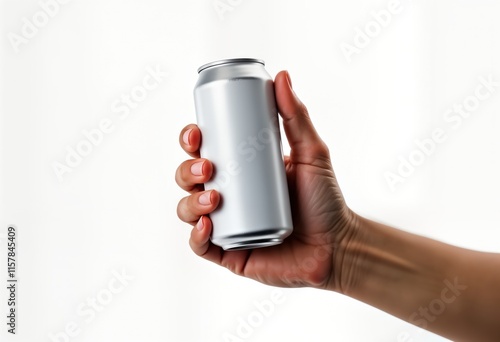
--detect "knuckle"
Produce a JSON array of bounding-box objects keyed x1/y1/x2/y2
[
  {"x1": 318, "y1": 141, "x2": 330, "y2": 156},
  {"x1": 174, "y1": 164, "x2": 184, "y2": 186},
  {"x1": 308, "y1": 141, "x2": 329, "y2": 158},
  {"x1": 188, "y1": 236, "x2": 200, "y2": 256},
  {"x1": 176, "y1": 197, "x2": 187, "y2": 220},
  {"x1": 301, "y1": 104, "x2": 308, "y2": 116},
  {"x1": 298, "y1": 102, "x2": 310, "y2": 117},
  {"x1": 305, "y1": 141, "x2": 332, "y2": 168},
  {"x1": 176, "y1": 160, "x2": 194, "y2": 188},
  {"x1": 177, "y1": 196, "x2": 198, "y2": 222}
]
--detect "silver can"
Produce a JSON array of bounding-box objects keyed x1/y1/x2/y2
[{"x1": 193, "y1": 58, "x2": 293, "y2": 250}]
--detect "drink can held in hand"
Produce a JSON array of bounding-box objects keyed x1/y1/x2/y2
[{"x1": 193, "y1": 58, "x2": 293, "y2": 250}]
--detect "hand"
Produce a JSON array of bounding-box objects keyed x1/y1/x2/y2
[
  {"x1": 176, "y1": 71, "x2": 500, "y2": 342},
  {"x1": 175, "y1": 71, "x2": 357, "y2": 290}
]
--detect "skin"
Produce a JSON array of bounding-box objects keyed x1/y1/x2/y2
[{"x1": 175, "y1": 71, "x2": 500, "y2": 341}]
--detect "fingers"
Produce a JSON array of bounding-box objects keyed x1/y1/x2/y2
[
  {"x1": 178, "y1": 123, "x2": 224, "y2": 265},
  {"x1": 189, "y1": 216, "x2": 223, "y2": 264},
  {"x1": 177, "y1": 189, "x2": 220, "y2": 223},
  {"x1": 175, "y1": 158, "x2": 213, "y2": 193},
  {"x1": 274, "y1": 71, "x2": 330, "y2": 163},
  {"x1": 179, "y1": 124, "x2": 202, "y2": 158},
  {"x1": 189, "y1": 217, "x2": 251, "y2": 270}
]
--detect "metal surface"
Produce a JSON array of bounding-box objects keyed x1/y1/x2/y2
[
  {"x1": 193, "y1": 58, "x2": 293, "y2": 251},
  {"x1": 197, "y1": 58, "x2": 264, "y2": 73}
]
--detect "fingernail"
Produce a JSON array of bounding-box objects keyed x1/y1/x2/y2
[
  {"x1": 196, "y1": 217, "x2": 204, "y2": 231},
  {"x1": 198, "y1": 191, "x2": 212, "y2": 205},
  {"x1": 285, "y1": 70, "x2": 293, "y2": 89},
  {"x1": 191, "y1": 161, "x2": 204, "y2": 176},
  {"x1": 182, "y1": 129, "x2": 192, "y2": 145}
]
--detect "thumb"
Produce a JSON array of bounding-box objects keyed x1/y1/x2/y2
[{"x1": 274, "y1": 70, "x2": 329, "y2": 163}]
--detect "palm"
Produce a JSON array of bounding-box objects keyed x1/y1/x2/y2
[{"x1": 218, "y1": 153, "x2": 347, "y2": 289}]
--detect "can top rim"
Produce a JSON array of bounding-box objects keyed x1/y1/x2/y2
[{"x1": 197, "y1": 58, "x2": 265, "y2": 73}]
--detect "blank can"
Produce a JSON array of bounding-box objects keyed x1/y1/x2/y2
[{"x1": 193, "y1": 58, "x2": 293, "y2": 250}]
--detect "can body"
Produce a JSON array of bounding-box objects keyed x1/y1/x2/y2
[{"x1": 193, "y1": 58, "x2": 293, "y2": 250}]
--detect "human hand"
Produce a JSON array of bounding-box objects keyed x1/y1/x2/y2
[{"x1": 176, "y1": 71, "x2": 357, "y2": 290}]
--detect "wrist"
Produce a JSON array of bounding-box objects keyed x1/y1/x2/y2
[
  {"x1": 325, "y1": 212, "x2": 439, "y2": 295},
  {"x1": 326, "y1": 213, "x2": 431, "y2": 296},
  {"x1": 326, "y1": 213, "x2": 459, "y2": 322},
  {"x1": 324, "y1": 208, "x2": 363, "y2": 294}
]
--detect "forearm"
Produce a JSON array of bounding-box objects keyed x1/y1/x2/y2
[{"x1": 330, "y1": 214, "x2": 500, "y2": 341}]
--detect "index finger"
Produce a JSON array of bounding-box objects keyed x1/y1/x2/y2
[{"x1": 179, "y1": 124, "x2": 201, "y2": 158}]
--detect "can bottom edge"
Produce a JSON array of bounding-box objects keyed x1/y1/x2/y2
[
  {"x1": 222, "y1": 238, "x2": 283, "y2": 251},
  {"x1": 211, "y1": 228, "x2": 292, "y2": 251}
]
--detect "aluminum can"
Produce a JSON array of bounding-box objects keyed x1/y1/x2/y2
[{"x1": 193, "y1": 58, "x2": 293, "y2": 250}]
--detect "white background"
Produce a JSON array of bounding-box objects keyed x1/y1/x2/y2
[{"x1": 1, "y1": 0, "x2": 500, "y2": 341}]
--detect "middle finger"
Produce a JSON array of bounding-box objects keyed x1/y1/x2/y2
[{"x1": 175, "y1": 158, "x2": 213, "y2": 193}]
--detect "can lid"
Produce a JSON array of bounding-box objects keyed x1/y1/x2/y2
[{"x1": 197, "y1": 58, "x2": 265, "y2": 74}]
